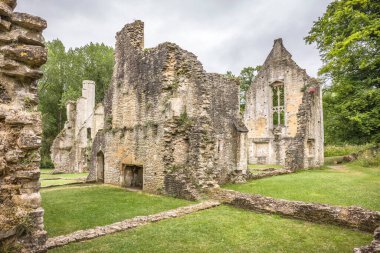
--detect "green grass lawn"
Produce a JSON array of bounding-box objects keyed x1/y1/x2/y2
[
  {"x1": 40, "y1": 173, "x2": 88, "y2": 180},
  {"x1": 41, "y1": 179, "x2": 81, "y2": 187},
  {"x1": 41, "y1": 185, "x2": 192, "y2": 237},
  {"x1": 41, "y1": 168, "x2": 54, "y2": 174},
  {"x1": 224, "y1": 163, "x2": 380, "y2": 210},
  {"x1": 49, "y1": 205, "x2": 371, "y2": 253}
]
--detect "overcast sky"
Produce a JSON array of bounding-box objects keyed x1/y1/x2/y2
[{"x1": 17, "y1": 0, "x2": 331, "y2": 77}]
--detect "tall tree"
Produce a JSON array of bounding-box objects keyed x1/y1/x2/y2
[
  {"x1": 38, "y1": 40, "x2": 68, "y2": 166},
  {"x1": 38, "y1": 40, "x2": 114, "y2": 167},
  {"x1": 305, "y1": 0, "x2": 380, "y2": 144}
]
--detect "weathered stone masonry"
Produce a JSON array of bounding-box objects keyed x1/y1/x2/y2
[
  {"x1": 244, "y1": 39, "x2": 323, "y2": 169},
  {"x1": 0, "y1": 0, "x2": 47, "y2": 252},
  {"x1": 210, "y1": 189, "x2": 380, "y2": 233},
  {"x1": 51, "y1": 80, "x2": 104, "y2": 173},
  {"x1": 87, "y1": 21, "x2": 248, "y2": 200}
]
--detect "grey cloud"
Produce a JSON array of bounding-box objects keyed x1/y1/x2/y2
[{"x1": 16, "y1": 0, "x2": 331, "y2": 77}]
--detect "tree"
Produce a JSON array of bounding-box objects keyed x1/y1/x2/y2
[
  {"x1": 38, "y1": 40, "x2": 68, "y2": 167},
  {"x1": 305, "y1": 0, "x2": 380, "y2": 144},
  {"x1": 38, "y1": 40, "x2": 114, "y2": 167},
  {"x1": 239, "y1": 66, "x2": 261, "y2": 111}
]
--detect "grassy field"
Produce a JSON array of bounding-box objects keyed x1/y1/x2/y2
[
  {"x1": 39, "y1": 168, "x2": 88, "y2": 187},
  {"x1": 49, "y1": 205, "x2": 371, "y2": 253},
  {"x1": 41, "y1": 179, "x2": 81, "y2": 187},
  {"x1": 324, "y1": 144, "x2": 372, "y2": 157},
  {"x1": 224, "y1": 163, "x2": 380, "y2": 210},
  {"x1": 40, "y1": 173, "x2": 88, "y2": 180},
  {"x1": 41, "y1": 185, "x2": 192, "y2": 236}
]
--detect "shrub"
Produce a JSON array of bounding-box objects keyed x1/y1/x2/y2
[{"x1": 40, "y1": 155, "x2": 54, "y2": 168}]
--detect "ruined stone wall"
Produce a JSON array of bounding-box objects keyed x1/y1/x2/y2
[
  {"x1": 211, "y1": 189, "x2": 380, "y2": 233},
  {"x1": 89, "y1": 20, "x2": 246, "y2": 200},
  {"x1": 0, "y1": 1, "x2": 47, "y2": 251},
  {"x1": 51, "y1": 80, "x2": 104, "y2": 173},
  {"x1": 244, "y1": 39, "x2": 323, "y2": 169}
]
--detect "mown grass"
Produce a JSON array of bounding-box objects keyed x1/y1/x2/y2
[
  {"x1": 224, "y1": 164, "x2": 380, "y2": 210},
  {"x1": 41, "y1": 185, "x2": 192, "y2": 237},
  {"x1": 50, "y1": 205, "x2": 371, "y2": 253},
  {"x1": 40, "y1": 172, "x2": 88, "y2": 180},
  {"x1": 40, "y1": 179, "x2": 80, "y2": 187}
]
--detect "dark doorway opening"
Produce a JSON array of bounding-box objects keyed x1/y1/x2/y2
[
  {"x1": 123, "y1": 165, "x2": 143, "y2": 189},
  {"x1": 96, "y1": 151, "x2": 104, "y2": 183}
]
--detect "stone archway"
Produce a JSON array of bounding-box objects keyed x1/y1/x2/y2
[{"x1": 96, "y1": 151, "x2": 105, "y2": 183}]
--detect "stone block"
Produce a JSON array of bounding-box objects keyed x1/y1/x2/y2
[
  {"x1": 11, "y1": 12, "x2": 47, "y2": 31},
  {"x1": 0, "y1": 18, "x2": 12, "y2": 31},
  {"x1": 5, "y1": 149, "x2": 21, "y2": 162},
  {"x1": 0, "y1": 44, "x2": 47, "y2": 67},
  {"x1": 12, "y1": 192, "x2": 42, "y2": 209},
  {"x1": 18, "y1": 128, "x2": 41, "y2": 151},
  {"x1": 11, "y1": 25, "x2": 45, "y2": 46},
  {"x1": 2, "y1": 0, "x2": 17, "y2": 9},
  {"x1": 0, "y1": 2, "x2": 12, "y2": 17}
]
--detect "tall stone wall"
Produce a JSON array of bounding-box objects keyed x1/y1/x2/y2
[
  {"x1": 244, "y1": 39, "x2": 323, "y2": 169},
  {"x1": 0, "y1": 0, "x2": 47, "y2": 252},
  {"x1": 51, "y1": 80, "x2": 104, "y2": 173},
  {"x1": 88, "y1": 20, "x2": 247, "y2": 200}
]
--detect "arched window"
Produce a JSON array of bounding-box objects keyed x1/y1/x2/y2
[{"x1": 272, "y1": 82, "x2": 285, "y2": 127}]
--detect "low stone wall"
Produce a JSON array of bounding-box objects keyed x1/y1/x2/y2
[
  {"x1": 354, "y1": 227, "x2": 380, "y2": 253},
  {"x1": 46, "y1": 200, "x2": 220, "y2": 249},
  {"x1": 210, "y1": 189, "x2": 380, "y2": 233},
  {"x1": 246, "y1": 168, "x2": 293, "y2": 180}
]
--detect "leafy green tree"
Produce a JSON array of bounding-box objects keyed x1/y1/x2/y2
[
  {"x1": 239, "y1": 66, "x2": 261, "y2": 111},
  {"x1": 38, "y1": 40, "x2": 68, "y2": 167},
  {"x1": 38, "y1": 40, "x2": 114, "y2": 167},
  {"x1": 305, "y1": 0, "x2": 380, "y2": 144},
  {"x1": 61, "y1": 43, "x2": 114, "y2": 104}
]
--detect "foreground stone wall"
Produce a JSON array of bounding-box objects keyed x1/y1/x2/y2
[
  {"x1": 51, "y1": 80, "x2": 104, "y2": 173},
  {"x1": 0, "y1": 1, "x2": 47, "y2": 252},
  {"x1": 89, "y1": 20, "x2": 247, "y2": 199},
  {"x1": 354, "y1": 227, "x2": 380, "y2": 253},
  {"x1": 210, "y1": 189, "x2": 380, "y2": 233},
  {"x1": 244, "y1": 39, "x2": 323, "y2": 169}
]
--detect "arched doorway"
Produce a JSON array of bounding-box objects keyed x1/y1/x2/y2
[{"x1": 96, "y1": 151, "x2": 104, "y2": 183}]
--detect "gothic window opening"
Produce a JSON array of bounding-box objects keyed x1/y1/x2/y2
[{"x1": 272, "y1": 84, "x2": 285, "y2": 127}]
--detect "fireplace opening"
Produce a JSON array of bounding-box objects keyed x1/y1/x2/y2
[{"x1": 122, "y1": 165, "x2": 143, "y2": 189}]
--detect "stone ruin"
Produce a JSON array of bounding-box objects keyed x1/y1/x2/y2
[
  {"x1": 244, "y1": 39, "x2": 324, "y2": 169},
  {"x1": 50, "y1": 80, "x2": 104, "y2": 173},
  {"x1": 0, "y1": 0, "x2": 47, "y2": 252},
  {"x1": 0, "y1": 4, "x2": 327, "y2": 248},
  {"x1": 50, "y1": 21, "x2": 324, "y2": 199},
  {"x1": 86, "y1": 21, "x2": 248, "y2": 200}
]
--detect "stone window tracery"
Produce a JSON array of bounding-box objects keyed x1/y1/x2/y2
[{"x1": 272, "y1": 83, "x2": 285, "y2": 127}]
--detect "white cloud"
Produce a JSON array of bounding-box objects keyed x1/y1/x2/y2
[{"x1": 16, "y1": 0, "x2": 332, "y2": 77}]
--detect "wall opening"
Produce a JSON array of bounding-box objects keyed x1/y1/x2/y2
[
  {"x1": 96, "y1": 151, "x2": 104, "y2": 183},
  {"x1": 87, "y1": 127, "x2": 92, "y2": 139},
  {"x1": 272, "y1": 83, "x2": 285, "y2": 127},
  {"x1": 122, "y1": 165, "x2": 143, "y2": 189}
]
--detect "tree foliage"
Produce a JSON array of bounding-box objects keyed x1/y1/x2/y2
[
  {"x1": 305, "y1": 0, "x2": 380, "y2": 144},
  {"x1": 38, "y1": 39, "x2": 114, "y2": 166},
  {"x1": 239, "y1": 66, "x2": 261, "y2": 111}
]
